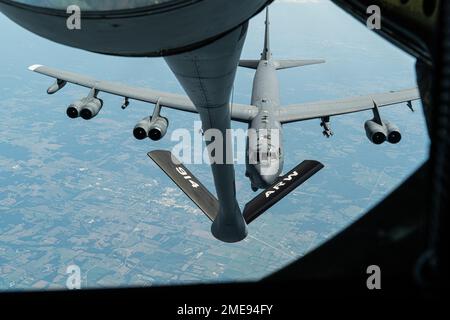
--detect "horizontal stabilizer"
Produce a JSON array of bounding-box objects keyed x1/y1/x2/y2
[
  {"x1": 243, "y1": 160, "x2": 324, "y2": 224},
  {"x1": 239, "y1": 59, "x2": 325, "y2": 70},
  {"x1": 274, "y1": 59, "x2": 325, "y2": 70},
  {"x1": 238, "y1": 60, "x2": 260, "y2": 69},
  {"x1": 148, "y1": 150, "x2": 219, "y2": 221}
]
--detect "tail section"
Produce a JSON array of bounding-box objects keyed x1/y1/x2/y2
[
  {"x1": 238, "y1": 7, "x2": 325, "y2": 70},
  {"x1": 262, "y1": 7, "x2": 271, "y2": 60}
]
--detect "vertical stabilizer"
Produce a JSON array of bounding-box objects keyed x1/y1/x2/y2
[
  {"x1": 262, "y1": 7, "x2": 271, "y2": 60},
  {"x1": 239, "y1": 7, "x2": 325, "y2": 70}
]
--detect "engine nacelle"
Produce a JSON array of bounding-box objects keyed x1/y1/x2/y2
[
  {"x1": 66, "y1": 97, "x2": 103, "y2": 119},
  {"x1": 133, "y1": 116, "x2": 152, "y2": 140},
  {"x1": 385, "y1": 121, "x2": 402, "y2": 144},
  {"x1": 133, "y1": 116, "x2": 169, "y2": 141},
  {"x1": 80, "y1": 98, "x2": 103, "y2": 120},
  {"x1": 364, "y1": 120, "x2": 387, "y2": 145},
  {"x1": 66, "y1": 99, "x2": 85, "y2": 119},
  {"x1": 148, "y1": 116, "x2": 169, "y2": 141}
]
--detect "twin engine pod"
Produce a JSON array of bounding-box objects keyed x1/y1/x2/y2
[
  {"x1": 364, "y1": 119, "x2": 401, "y2": 144},
  {"x1": 133, "y1": 116, "x2": 169, "y2": 141},
  {"x1": 66, "y1": 92, "x2": 168, "y2": 141},
  {"x1": 66, "y1": 97, "x2": 103, "y2": 120}
]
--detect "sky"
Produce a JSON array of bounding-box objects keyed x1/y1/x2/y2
[{"x1": 0, "y1": 0, "x2": 430, "y2": 290}]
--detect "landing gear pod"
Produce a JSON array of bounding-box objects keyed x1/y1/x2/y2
[{"x1": 47, "y1": 79, "x2": 66, "y2": 94}]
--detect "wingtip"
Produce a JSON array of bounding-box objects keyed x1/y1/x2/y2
[{"x1": 28, "y1": 64, "x2": 43, "y2": 71}]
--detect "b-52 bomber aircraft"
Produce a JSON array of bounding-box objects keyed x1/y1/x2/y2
[{"x1": 27, "y1": 9, "x2": 420, "y2": 242}]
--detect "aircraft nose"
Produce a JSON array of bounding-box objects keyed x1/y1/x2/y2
[
  {"x1": 258, "y1": 161, "x2": 280, "y2": 186},
  {"x1": 261, "y1": 173, "x2": 277, "y2": 186}
]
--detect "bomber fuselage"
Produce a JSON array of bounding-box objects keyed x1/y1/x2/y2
[{"x1": 246, "y1": 59, "x2": 284, "y2": 190}]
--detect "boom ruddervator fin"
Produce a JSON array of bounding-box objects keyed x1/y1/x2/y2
[
  {"x1": 148, "y1": 150, "x2": 219, "y2": 222},
  {"x1": 148, "y1": 150, "x2": 324, "y2": 229},
  {"x1": 243, "y1": 160, "x2": 324, "y2": 223}
]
